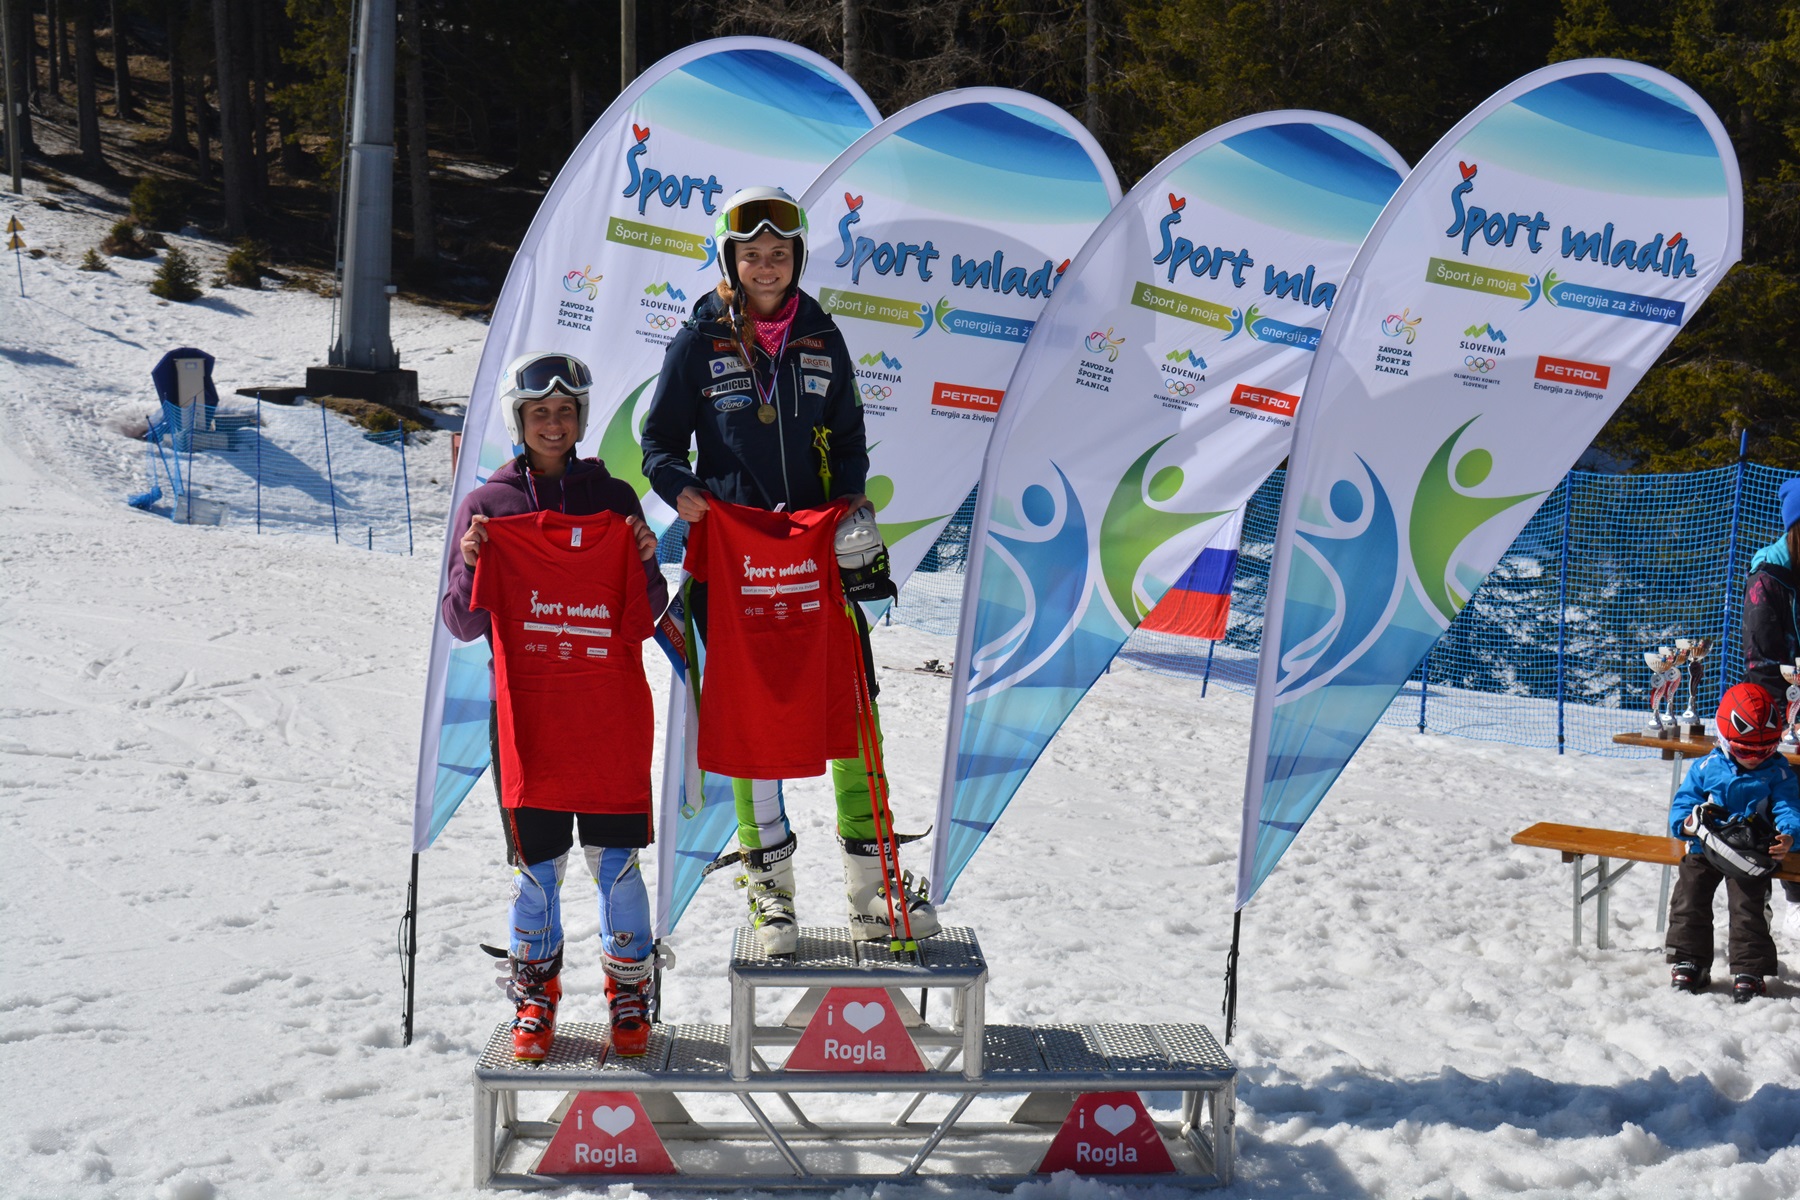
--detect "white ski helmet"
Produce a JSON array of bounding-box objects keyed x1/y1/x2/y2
[
  {"x1": 714, "y1": 186, "x2": 808, "y2": 294},
  {"x1": 498, "y1": 351, "x2": 593, "y2": 447}
]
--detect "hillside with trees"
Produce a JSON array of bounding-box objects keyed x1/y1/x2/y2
[{"x1": 4, "y1": 0, "x2": 1794, "y2": 467}]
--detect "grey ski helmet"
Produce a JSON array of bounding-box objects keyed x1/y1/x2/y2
[
  {"x1": 498, "y1": 351, "x2": 592, "y2": 447},
  {"x1": 714, "y1": 186, "x2": 808, "y2": 295}
]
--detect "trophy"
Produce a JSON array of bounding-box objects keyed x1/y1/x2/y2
[
  {"x1": 1643, "y1": 645, "x2": 1682, "y2": 734},
  {"x1": 1782, "y1": 659, "x2": 1800, "y2": 748},
  {"x1": 1676, "y1": 636, "x2": 1712, "y2": 738}
]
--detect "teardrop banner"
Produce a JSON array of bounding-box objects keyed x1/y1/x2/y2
[
  {"x1": 1236, "y1": 61, "x2": 1742, "y2": 911},
  {"x1": 1036, "y1": 1091, "x2": 1176, "y2": 1174},
  {"x1": 533, "y1": 1091, "x2": 678, "y2": 1176},
  {"x1": 412, "y1": 39, "x2": 877, "y2": 856},
  {"x1": 932, "y1": 113, "x2": 1407, "y2": 900},
  {"x1": 798, "y1": 89, "x2": 1121, "y2": 590},
  {"x1": 784, "y1": 986, "x2": 926, "y2": 1072}
]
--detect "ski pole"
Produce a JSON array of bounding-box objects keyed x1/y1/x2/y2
[
  {"x1": 843, "y1": 611, "x2": 901, "y2": 940},
  {"x1": 845, "y1": 604, "x2": 916, "y2": 952}
]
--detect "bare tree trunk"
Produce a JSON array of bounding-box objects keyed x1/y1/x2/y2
[
  {"x1": 73, "y1": 1, "x2": 102, "y2": 167},
  {"x1": 209, "y1": 0, "x2": 245, "y2": 232},
  {"x1": 250, "y1": 0, "x2": 267, "y2": 193},
  {"x1": 22, "y1": 0, "x2": 37, "y2": 110},
  {"x1": 165, "y1": 6, "x2": 186, "y2": 149},
  {"x1": 46, "y1": 0, "x2": 60, "y2": 96},
  {"x1": 402, "y1": 0, "x2": 434, "y2": 263},
  {"x1": 619, "y1": 0, "x2": 633, "y2": 91},
  {"x1": 3, "y1": 0, "x2": 36, "y2": 156},
  {"x1": 194, "y1": 69, "x2": 210, "y2": 184},
  {"x1": 842, "y1": 0, "x2": 859, "y2": 78},
  {"x1": 58, "y1": 0, "x2": 69, "y2": 78},
  {"x1": 568, "y1": 65, "x2": 580, "y2": 150},
  {"x1": 108, "y1": 0, "x2": 130, "y2": 116},
  {"x1": 1084, "y1": 0, "x2": 1098, "y2": 134}
]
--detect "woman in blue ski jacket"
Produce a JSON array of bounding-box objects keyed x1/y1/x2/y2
[{"x1": 639, "y1": 186, "x2": 939, "y2": 957}]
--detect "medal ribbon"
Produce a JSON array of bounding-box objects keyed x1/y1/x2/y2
[{"x1": 738, "y1": 321, "x2": 791, "y2": 422}]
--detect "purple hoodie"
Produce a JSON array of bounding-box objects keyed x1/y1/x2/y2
[{"x1": 440, "y1": 455, "x2": 669, "y2": 643}]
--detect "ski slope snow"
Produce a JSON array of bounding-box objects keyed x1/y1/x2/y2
[{"x1": 2, "y1": 180, "x2": 1797, "y2": 1200}]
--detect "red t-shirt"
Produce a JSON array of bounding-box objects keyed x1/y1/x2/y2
[
  {"x1": 685, "y1": 499, "x2": 861, "y2": 778},
  {"x1": 471, "y1": 511, "x2": 654, "y2": 813}
]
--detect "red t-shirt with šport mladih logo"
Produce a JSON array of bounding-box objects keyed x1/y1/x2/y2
[
  {"x1": 685, "y1": 499, "x2": 861, "y2": 779},
  {"x1": 471, "y1": 511, "x2": 654, "y2": 814}
]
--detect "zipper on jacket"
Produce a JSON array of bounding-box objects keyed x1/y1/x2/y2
[{"x1": 774, "y1": 347, "x2": 792, "y2": 506}]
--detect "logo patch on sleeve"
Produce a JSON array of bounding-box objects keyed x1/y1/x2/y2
[
  {"x1": 712, "y1": 339, "x2": 738, "y2": 353},
  {"x1": 803, "y1": 374, "x2": 831, "y2": 396},
  {"x1": 800, "y1": 353, "x2": 833, "y2": 373},
  {"x1": 792, "y1": 336, "x2": 826, "y2": 351},
  {"x1": 708, "y1": 356, "x2": 745, "y2": 379},
  {"x1": 704, "y1": 377, "x2": 753, "y2": 398}
]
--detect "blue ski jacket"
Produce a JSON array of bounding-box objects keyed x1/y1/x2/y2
[
  {"x1": 640, "y1": 289, "x2": 866, "y2": 515},
  {"x1": 1667, "y1": 747, "x2": 1800, "y2": 854}
]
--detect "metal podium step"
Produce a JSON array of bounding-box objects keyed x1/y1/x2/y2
[{"x1": 471, "y1": 924, "x2": 1237, "y2": 1189}]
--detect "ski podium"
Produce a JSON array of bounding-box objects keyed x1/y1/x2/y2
[{"x1": 473, "y1": 925, "x2": 1237, "y2": 1188}]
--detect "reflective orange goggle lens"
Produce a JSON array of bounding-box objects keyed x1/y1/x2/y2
[{"x1": 719, "y1": 198, "x2": 805, "y2": 241}]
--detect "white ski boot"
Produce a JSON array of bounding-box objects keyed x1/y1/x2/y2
[
  {"x1": 738, "y1": 833, "x2": 799, "y2": 957},
  {"x1": 841, "y1": 837, "x2": 940, "y2": 944}
]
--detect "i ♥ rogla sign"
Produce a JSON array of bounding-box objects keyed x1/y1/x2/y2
[{"x1": 1238, "y1": 61, "x2": 1743, "y2": 907}]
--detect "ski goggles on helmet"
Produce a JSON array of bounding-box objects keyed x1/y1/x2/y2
[
  {"x1": 716, "y1": 197, "x2": 807, "y2": 243},
  {"x1": 508, "y1": 353, "x2": 592, "y2": 399}
]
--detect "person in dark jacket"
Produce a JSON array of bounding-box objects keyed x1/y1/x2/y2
[
  {"x1": 1742, "y1": 476, "x2": 1800, "y2": 931},
  {"x1": 640, "y1": 186, "x2": 939, "y2": 956},
  {"x1": 443, "y1": 351, "x2": 668, "y2": 1061}
]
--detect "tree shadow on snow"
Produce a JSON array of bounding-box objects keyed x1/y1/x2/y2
[
  {"x1": 0, "y1": 345, "x2": 78, "y2": 368},
  {"x1": 189, "y1": 295, "x2": 250, "y2": 316},
  {"x1": 1243, "y1": 1067, "x2": 1797, "y2": 1165}
]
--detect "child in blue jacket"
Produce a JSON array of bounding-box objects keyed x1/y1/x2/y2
[{"x1": 1665, "y1": 684, "x2": 1799, "y2": 1001}]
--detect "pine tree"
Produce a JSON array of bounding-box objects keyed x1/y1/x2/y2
[{"x1": 150, "y1": 244, "x2": 202, "y2": 300}]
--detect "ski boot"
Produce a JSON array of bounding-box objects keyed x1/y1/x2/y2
[
  {"x1": 603, "y1": 953, "x2": 655, "y2": 1056},
  {"x1": 505, "y1": 948, "x2": 563, "y2": 1062},
  {"x1": 1732, "y1": 974, "x2": 1767, "y2": 1004},
  {"x1": 737, "y1": 833, "x2": 799, "y2": 957},
  {"x1": 841, "y1": 836, "x2": 940, "y2": 945},
  {"x1": 1669, "y1": 961, "x2": 1709, "y2": 994}
]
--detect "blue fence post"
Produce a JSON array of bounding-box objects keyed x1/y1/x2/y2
[
  {"x1": 319, "y1": 401, "x2": 341, "y2": 544},
  {"x1": 1201, "y1": 638, "x2": 1217, "y2": 698},
  {"x1": 255, "y1": 394, "x2": 263, "y2": 534},
  {"x1": 1555, "y1": 472, "x2": 1572, "y2": 754},
  {"x1": 397, "y1": 429, "x2": 414, "y2": 555},
  {"x1": 1718, "y1": 431, "x2": 1749, "y2": 692},
  {"x1": 1417, "y1": 649, "x2": 1430, "y2": 733}
]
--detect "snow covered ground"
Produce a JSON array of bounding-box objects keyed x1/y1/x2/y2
[{"x1": 3, "y1": 181, "x2": 1797, "y2": 1200}]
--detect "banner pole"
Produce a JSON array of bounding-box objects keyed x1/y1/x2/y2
[
  {"x1": 1221, "y1": 908, "x2": 1242, "y2": 1044},
  {"x1": 400, "y1": 851, "x2": 419, "y2": 1045}
]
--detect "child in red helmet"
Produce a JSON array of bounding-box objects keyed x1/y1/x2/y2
[{"x1": 1665, "y1": 683, "x2": 1799, "y2": 1002}]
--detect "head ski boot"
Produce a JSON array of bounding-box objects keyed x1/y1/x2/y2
[
  {"x1": 738, "y1": 833, "x2": 799, "y2": 957},
  {"x1": 841, "y1": 836, "x2": 940, "y2": 945},
  {"x1": 505, "y1": 948, "x2": 563, "y2": 1062},
  {"x1": 603, "y1": 953, "x2": 655, "y2": 1056}
]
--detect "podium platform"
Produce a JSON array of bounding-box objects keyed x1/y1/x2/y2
[{"x1": 473, "y1": 926, "x2": 1237, "y2": 1188}]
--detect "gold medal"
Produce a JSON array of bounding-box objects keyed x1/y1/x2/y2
[{"x1": 757, "y1": 403, "x2": 777, "y2": 425}]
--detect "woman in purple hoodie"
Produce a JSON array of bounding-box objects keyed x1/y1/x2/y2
[{"x1": 441, "y1": 351, "x2": 669, "y2": 1061}]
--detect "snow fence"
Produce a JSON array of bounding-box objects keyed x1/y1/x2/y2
[{"x1": 895, "y1": 458, "x2": 1800, "y2": 758}]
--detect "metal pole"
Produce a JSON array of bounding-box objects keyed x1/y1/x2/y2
[
  {"x1": 1718, "y1": 431, "x2": 1749, "y2": 690},
  {"x1": 2, "y1": 0, "x2": 21, "y2": 193},
  {"x1": 1555, "y1": 472, "x2": 1572, "y2": 754},
  {"x1": 1221, "y1": 909, "x2": 1241, "y2": 1044},
  {"x1": 1417, "y1": 648, "x2": 1429, "y2": 734},
  {"x1": 320, "y1": 401, "x2": 341, "y2": 543},
  {"x1": 332, "y1": 0, "x2": 399, "y2": 369},
  {"x1": 255, "y1": 395, "x2": 263, "y2": 533},
  {"x1": 1201, "y1": 638, "x2": 1216, "y2": 698}
]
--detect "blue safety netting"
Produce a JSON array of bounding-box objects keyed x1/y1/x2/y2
[
  {"x1": 134, "y1": 396, "x2": 421, "y2": 554},
  {"x1": 895, "y1": 461, "x2": 1798, "y2": 757}
]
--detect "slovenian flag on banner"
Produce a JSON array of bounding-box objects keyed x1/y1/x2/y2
[{"x1": 1139, "y1": 506, "x2": 1246, "y2": 641}]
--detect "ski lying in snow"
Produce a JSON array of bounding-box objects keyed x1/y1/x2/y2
[{"x1": 884, "y1": 658, "x2": 954, "y2": 678}]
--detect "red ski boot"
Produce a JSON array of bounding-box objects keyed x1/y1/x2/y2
[
  {"x1": 507, "y1": 950, "x2": 563, "y2": 1062},
  {"x1": 603, "y1": 953, "x2": 654, "y2": 1057}
]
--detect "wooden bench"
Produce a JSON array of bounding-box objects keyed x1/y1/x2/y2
[{"x1": 1512, "y1": 822, "x2": 1800, "y2": 949}]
